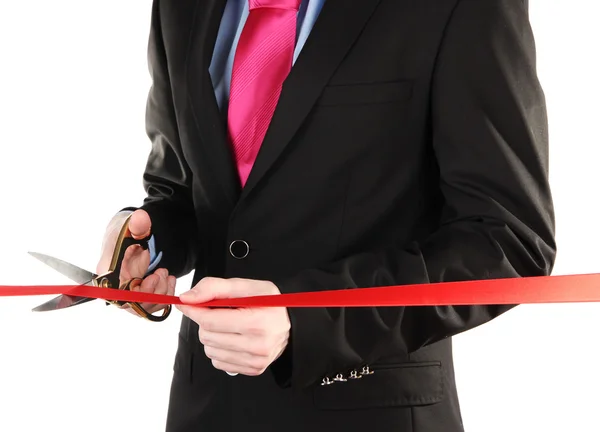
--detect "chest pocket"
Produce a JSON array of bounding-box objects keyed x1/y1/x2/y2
[{"x1": 315, "y1": 80, "x2": 413, "y2": 106}]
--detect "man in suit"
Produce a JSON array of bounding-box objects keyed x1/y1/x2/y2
[{"x1": 96, "y1": 0, "x2": 555, "y2": 430}]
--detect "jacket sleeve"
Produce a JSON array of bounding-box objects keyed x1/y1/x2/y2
[
  {"x1": 271, "y1": 0, "x2": 556, "y2": 389},
  {"x1": 123, "y1": 0, "x2": 199, "y2": 278}
]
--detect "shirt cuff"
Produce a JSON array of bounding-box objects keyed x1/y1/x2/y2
[{"x1": 146, "y1": 235, "x2": 163, "y2": 274}]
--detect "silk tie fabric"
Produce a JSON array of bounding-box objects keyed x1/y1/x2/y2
[{"x1": 227, "y1": 0, "x2": 302, "y2": 186}]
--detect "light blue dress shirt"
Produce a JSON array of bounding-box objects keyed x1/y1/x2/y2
[
  {"x1": 209, "y1": 0, "x2": 325, "y2": 112},
  {"x1": 143, "y1": 0, "x2": 325, "y2": 271}
]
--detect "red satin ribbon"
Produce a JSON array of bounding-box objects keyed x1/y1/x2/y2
[{"x1": 1, "y1": 273, "x2": 600, "y2": 308}]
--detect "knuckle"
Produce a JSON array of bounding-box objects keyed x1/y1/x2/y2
[
  {"x1": 195, "y1": 278, "x2": 214, "y2": 295},
  {"x1": 249, "y1": 366, "x2": 266, "y2": 376},
  {"x1": 230, "y1": 278, "x2": 244, "y2": 288},
  {"x1": 247, "y1": 314, "x2": 266, "y2": 335},
  {"x1": 201, "y1": 277, "x2": 217, "y2": 287},
  {"x1": 249, "y1": 357, "x2": 267, "y2": 371},
  {"x1": 204, "y1": 345, "x2": 215, "y2": 359},
  {"x1": 199, "y1": 319, "x2": 212, "y2": 332},
  {"x1": 251, "y1": 341, "x2": 271, "y2": 357},
  {"x1": 198, "y1": 277, "x2": 228, "y2": 295},
  {"x1": 197, "y1": 329, "x2": 209, "y2": 345},
  {"x1": 159, "y1": 268, "x2": 170, "y2": 277}
]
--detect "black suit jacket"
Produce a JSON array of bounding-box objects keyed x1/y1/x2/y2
[{"x1": 132, "y1": 0, "x2": 555, "y2": 430}]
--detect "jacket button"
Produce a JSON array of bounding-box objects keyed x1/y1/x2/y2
[{"x1": 229, "y1": 240, "x2": 250, "y2": 259}]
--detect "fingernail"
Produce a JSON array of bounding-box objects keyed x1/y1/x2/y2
[
  {"x1": 179, "y1": 290, "x2": 197, "y2": 302},
  {"x1": 128, "y1": 244, "x2": 142, "y2": 254},
  {"x1": 135, "y1": 228, "x2": 151, "y2": 240}
]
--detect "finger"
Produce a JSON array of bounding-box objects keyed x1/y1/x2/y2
[
  {"x1": 121, "y1": 268, "x2": 172, "y2": 315},
  {"x1": 120, "y1": 244, "x2": 150, "y2": 282},
  {"x1": 150, "y1": 268, "x2": 170, "y2": 295},
  {"x1": 179, "y1": 277, "x2": 229, "y2": 304},
  {"x1": 176, "y1": 305, "x2": 248, "y2": 333},
  {"x1": 210, "y1": 359, "x2": 262, "y2": 376},
  {"x1": 175, "y1": 304, "x2": 210, "y2": 327},
  {"x1": 128, "y1": 210, "x2": 152, "y2": 239},
  {"x1": 167, "y1": 275, "x2": 176, "y2": 296},
  {"x1": 136, "y1": 271, "x2": 160, "y2": 293},
  {"x1": 204, "y1": 346, "x2": 261, "y2": 366},
  {"x1": 132, "y1": 268, "x2": 168, "y2": 314},
  {"x1": 179, "y1": 277, "x2": 259, "y2": 305},
  {"x1": 198, "y1": 329, "x2": 269, "y2": 356},
  {"x1": 141, "y1": 269, "x2": 175, "y2": 314},
  {"x1": 203, "y1": 347, "x2": 265, "y2": 375}
]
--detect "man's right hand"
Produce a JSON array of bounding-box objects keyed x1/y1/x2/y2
[{"x1": 96, "y1": 209, "x2": 176, "y2": 316}]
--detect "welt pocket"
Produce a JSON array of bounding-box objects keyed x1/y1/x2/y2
[
  {"x1": 313, "y1": 361, "x2": 443, "y2": 411},
  {"x1": 315, "y1": 80, "x2": 413, "y2": 106},
  {"x1": 173, "y1": 333, "x2": 212, "y2": 384},
  {"x1": 374, "y1": 360, "x2": 441, "y2": 371},
  {"x1": 173, "y1": 334, "x2": 194, "y2": 376}
]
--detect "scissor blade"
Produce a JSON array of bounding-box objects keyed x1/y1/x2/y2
[
  {"x1": 31, "y1": 291, "x2": 96, "y2": 312},
  {"x1": 28, "y1": 251, "x2": 97, "y2": 285}
]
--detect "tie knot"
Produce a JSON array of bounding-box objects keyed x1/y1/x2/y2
[{"x1": 249, "y1": 0, "x2": 301, "y2": 11}]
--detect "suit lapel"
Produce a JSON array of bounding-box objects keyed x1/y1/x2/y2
[
  {"x1": 239, "y1": 0, "x2": 384, "y2": 200},
  {"x1": 186, "y1": 0, "x2": 241, "y2": 208}
]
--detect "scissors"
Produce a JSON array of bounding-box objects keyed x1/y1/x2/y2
[{"x1": 28, "y1": 214, "x2": 171, "y2": 322}]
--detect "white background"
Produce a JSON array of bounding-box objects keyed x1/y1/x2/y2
[{"x1": 0, "y1": 1, "x2": 599, "y2": 431}]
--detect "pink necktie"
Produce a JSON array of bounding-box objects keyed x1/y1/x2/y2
[{"x1": 227, "y1": 0, "x2": 301, "y2": 186}]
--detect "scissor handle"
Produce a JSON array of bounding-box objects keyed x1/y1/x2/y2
[
  {"x1": 99, "y1": 214, "x2": 172, "y2": 322},
  {"x1": 120, "y1": 278, "x2": 172, "y2": 322},
  {"x1": 107, "y1": 214, "x2": 151, "y2": 287}
]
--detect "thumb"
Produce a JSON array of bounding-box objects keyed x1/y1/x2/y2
[
  {"x1": 129, "y1": 209, "x2": 152, "y2": 239},
  {"x1": 180, "y1": 277, "x2": 229, "y2": 304},
  {"x1": 179, "y1": 278, "x2": 274, "y2": 304}
]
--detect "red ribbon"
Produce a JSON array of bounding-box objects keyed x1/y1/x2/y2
[{"x1": 1, "y1": 273, "x2": 600, "y2": 308}]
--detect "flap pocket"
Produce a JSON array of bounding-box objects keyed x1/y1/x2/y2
[
  {"x1": 313, "y1": 361, "x2": 443, "y2": 411},
  {"x1": 316, "y1": 80, "x2": 413, "y2": 106}
]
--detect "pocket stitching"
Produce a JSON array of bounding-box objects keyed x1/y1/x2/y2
[
  {"x1": 316, "y1": 80, "x2": 413, "y2": 106},
  {"x1": 312, "y1": 361, "x2": 443, "y2": 411}
]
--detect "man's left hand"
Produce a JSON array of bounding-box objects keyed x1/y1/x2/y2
[{"x1": 176, "y1": 278, "x2": 291, "y2": 376}]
